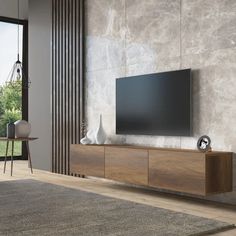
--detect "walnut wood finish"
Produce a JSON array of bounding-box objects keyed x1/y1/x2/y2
[
  {"x1": 149, "y1": 150, "x2": 233, "y2": 195},
  {"x1": 105, "y1": 147, "x2": 148, "y2": 185},
  {"x1": 70, "y1": 145, "x2": 105, "y2": 177},
  {"x1": 70, "y1": 144, "x2": 233, "y2": 196},
  {"x1": 149, "y1": 150, "x2": 206, "y2": 195},
  {"x1": 52, "y1": 0, "x2": 85, "y2": 175},
  {"x1": 206, "y1": 153, "x2": 233, "y2": 194}
]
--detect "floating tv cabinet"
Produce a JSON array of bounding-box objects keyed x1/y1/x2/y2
[{"x1": 70, "y1": 144, "x2": 233, "y2": 196}]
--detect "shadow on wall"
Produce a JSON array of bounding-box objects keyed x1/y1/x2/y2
[
  {"x1": 192, "y1": 69, "x2": 200, "y2": 136},
  {"x1": 234, "y1": 153, "x2": 236, "y2": 191}
]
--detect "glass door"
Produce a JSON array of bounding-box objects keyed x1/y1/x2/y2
[{"x1": 0, "y1": 17, "x2": 28, "y2": 159}]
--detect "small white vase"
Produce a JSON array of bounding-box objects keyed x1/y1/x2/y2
[
  {"x1": 86, "y1": 130, "x2": 96, "y2": 144},
  {"x1": 14, "y1": 120, "x2": 31, "y2": 138},
  {"x1": 80, "y1": 135, "x2": 92, "y2": 145},
  {"x1": 95, "y1": 114, "x2": 106, "y2": 144}
]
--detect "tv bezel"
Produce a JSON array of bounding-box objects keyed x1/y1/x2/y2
[{"x1": 115, "y1": 69, "x2": 192, "y2": 137}]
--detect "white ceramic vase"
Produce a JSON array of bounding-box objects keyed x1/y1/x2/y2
[
  {"x1": 14, "y1": 120, "x2": 31, "y2": 138},
  {"x1": 80, "y1": 135, "x2": 92, "y2": 145},
  {"x1": 95, "y1": 114, "x2": 106, "y2": 144},
  {"x1": 86, "y1": 130, "x2": 96, "y2": 144}
]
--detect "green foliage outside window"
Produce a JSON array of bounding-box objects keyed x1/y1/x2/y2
[
  {"x1": 0, "y1": 80, "x2": 22, "y2": 157},
  {"x1": 0, "y1": 80, "x2": 22, "y2": 136}
]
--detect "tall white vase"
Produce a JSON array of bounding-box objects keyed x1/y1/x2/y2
[{"x1": 95, "y1": 114, "x2": 106, "y2": 144}]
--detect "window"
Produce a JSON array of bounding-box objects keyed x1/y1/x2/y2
[{"x1": 0, "y1": 17, "x2": 28, "y2": 159}]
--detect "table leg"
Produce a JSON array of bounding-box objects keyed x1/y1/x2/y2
[
  {"x1": 26, "y1": 141, "x2": 33, "y2": 174},
  {"x1": 3, "y1": 141, "x2": 9, "y2": 174},
  {"x1": 11, "y1": 141, "x2": 14, "y2": 176}
]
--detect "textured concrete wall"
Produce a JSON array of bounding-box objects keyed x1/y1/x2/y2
[{"x1": 85, "y1": 0, "x2": 236, "y2": 204}]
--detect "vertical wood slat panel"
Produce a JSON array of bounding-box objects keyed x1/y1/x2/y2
[
  {"x1": 52, "y1": 0, "x2": 55, "y2": 172},
  {"x1": 79, "y1": 0, "x2": 85, "y2": 141},
  {"x1": 52, "y1": 0, "x2": 84, "y2": 174}
]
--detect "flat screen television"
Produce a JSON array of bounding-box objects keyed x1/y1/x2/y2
[{"x1": 116, "y1": 69, "x2": 192, "y2": 136}]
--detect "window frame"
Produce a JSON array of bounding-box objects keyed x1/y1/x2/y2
[{"x1": 0, "y1": 16, "x2": 28, "y2": 160}]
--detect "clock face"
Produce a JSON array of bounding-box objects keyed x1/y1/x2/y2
[{"x1": 197, "y1": 135, "x2": 211, "y2": 152}]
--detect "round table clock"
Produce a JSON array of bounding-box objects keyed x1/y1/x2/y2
[{"x1": 197, "y1": 135, "x2": 211, "y2": 152}]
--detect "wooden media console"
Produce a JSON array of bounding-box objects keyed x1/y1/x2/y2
[{"x1": 70, "y1": 144, "x2": 233, "y2": 196}]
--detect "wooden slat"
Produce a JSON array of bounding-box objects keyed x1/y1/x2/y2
[{"x1": 52, "y1": 0, "x2": 84, "y2": 174}]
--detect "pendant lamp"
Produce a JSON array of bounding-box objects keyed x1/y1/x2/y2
[{"x1": 5, "y1": 0, "x2": 30, "y2": 88}]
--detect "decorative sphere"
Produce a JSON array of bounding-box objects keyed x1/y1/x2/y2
[{"x1": 14, "y1": 120, "x2": 31, "y2": 138}]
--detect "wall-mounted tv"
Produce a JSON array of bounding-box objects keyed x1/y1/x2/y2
[{"x1": 116, "y1": 69, "x2": 192, "y2": 136}]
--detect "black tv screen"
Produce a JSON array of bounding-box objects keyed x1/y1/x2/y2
[{"x1": 116, "y1": 69, "x2": 192, "y2": 136}]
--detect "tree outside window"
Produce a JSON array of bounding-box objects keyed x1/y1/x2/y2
[{"x1": 0, "y1": 21, "x2": 23, "y2": 156}]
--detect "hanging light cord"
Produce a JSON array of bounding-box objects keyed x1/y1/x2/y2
[
  {"x1": 6, "y1": 0, "x2": 31, "y2": 88},
  {"x1": 17, "y1": 0, "x2": 20, "y2": 61}
]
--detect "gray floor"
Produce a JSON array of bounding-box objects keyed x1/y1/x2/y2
[{"x1": 0, "y1": 179, "x2": 234, "y2": 236}]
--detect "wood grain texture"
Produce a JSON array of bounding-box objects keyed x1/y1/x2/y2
[
  {"x1": 70, "y1": 145, "x2": 105, "y2": 177},
  {"x1": 105, "y1": 147, "x2": 148, "y2": 186},
  {"x1": 206, "y1": 153, "x2": 233, "y2": 194},
  {"x1": 52, "y1": 0, "x2": 85, "y2": 175},
  {"x1": 69, "y1": 144, "x2": 233, "y2": 196},
  {"x1": 149, "y1": 150, "x2": 206, "y2": 195}
]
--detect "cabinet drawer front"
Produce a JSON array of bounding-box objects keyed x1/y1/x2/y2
[
  {"x1": 149, "y1": 150, "x2": 206, "y2": 195},
  {"x1": 105, "y1": 147, "x2": 148, "y2": 185},
  {"x1": 70, "y1": 145, "x2": 105, "y2": 177}
]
